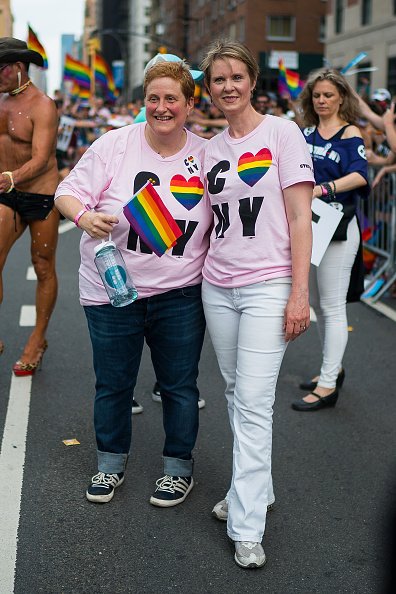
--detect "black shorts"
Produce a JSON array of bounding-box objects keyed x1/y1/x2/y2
[{"x1": 0, "y1": 189, "x2": 55, "y2": 222}]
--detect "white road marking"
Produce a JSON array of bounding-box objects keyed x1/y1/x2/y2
[
  {"x1": 0, "y1": 375, "x2": 33, "y2": 594},
  {"x1": 59, "y1": 220, "x2": 76, "y2": 234},
  {"x1": 19, "y1": 305, "x2": 36, "y2": 327},
  {"x1": 26, "y1": 266, "x2": 36, "y2": 281}
]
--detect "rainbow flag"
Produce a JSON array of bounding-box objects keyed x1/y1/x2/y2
[
  {"x1": 278, "y1": 59, "x2": 303, "y2": 99},
  {"x1": 27, "y1": 24, "x2": 48, "y2": 69},
  {"x1": 69, "y1": 81, "x2": 90, "y2": 100},
  {"x1": 94, "y1": 53, "x2": 118, "y2": 101},
  {"x1": 123, "y1": 182, "x2": 182, "y2": 257},
  {"x1": 64, "y1": 54, "x2": 91, "y2": 91}
]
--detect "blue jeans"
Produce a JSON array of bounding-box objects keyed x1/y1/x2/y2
[{"x1": 84, "y1": 284, "x2": 205, "y2": 477}]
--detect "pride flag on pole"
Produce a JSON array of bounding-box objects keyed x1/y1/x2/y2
[
  {"x1": 123, "y1": 182, "x2": 182, "y2": 257},
  {"x1": 27, "y1": 24, "x2": 48, "y2": 69},
  {"x1": 278, "y1": 59, "x2": 303, "y2": 99},
  {"x1": 94, "y1": 53, "x2": 118, "y2": 101},
  {"x1": 64, "y1": 54, "x2": 91, "y2": 93}
]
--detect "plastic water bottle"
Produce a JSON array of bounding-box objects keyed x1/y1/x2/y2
[{"x1": 94, "y1": 240, "x2": 138, "y2": 307}]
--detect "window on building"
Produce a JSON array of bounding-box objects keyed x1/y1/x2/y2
[
  {"x1": 238, "y1": 16, "x2": 245, "y2": 42},
  {"x1": 361, "y1": 0, "x2": 372, "y2": 25},
  {"x1": 229, "y1": 22, "x2": 237, "y2": 40},
  {"x1": 335, "y1": 0, "x2": 344, "y2": 34},
  {"x1": 388, "y1": 57, "x2": 396, "y2": 96},
  {"x1": 267, "y1": 16, "x2": 295, "y2": 41},
  {"x1": 356, "y1": 62, "x2": 372, "y2": 97},
  {"x1": 319, "y1": 15, "x2": 326, "y2": 41}
]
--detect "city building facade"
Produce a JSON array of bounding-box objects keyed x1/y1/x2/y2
[
  {"x1": 326, "y1": 0, "x2": 396, "y2": 96},
  {"x1": 150, "y1": 0, "x2": 327, "y2": 92}
]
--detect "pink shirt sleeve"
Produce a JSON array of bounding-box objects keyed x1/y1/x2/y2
[
  {"x1": 55, "y1": 144, "x2": 111, "y2": 209},
  {"x1": 278, "y1": 121, "x2": 314, "y2": 190}
]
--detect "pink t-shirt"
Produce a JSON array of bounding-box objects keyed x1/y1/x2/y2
[
  {"x1": 55, "y1": 123, "x2": 212, "y2": 305},
  {"x1": 202, "y1": 115, "x2": 314, "y2": 287}
]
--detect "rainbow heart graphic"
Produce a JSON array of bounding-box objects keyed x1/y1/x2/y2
[
  {"x1": 170, "y1": 175, "x2": 204, "y2": 210},
  {"x1": 237, "y1": 148, "x2": 272, "y2": 187}
]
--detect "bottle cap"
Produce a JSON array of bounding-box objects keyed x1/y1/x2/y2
[{"x1": 94, "y1": 240, "x2": 116, "y2": 255}]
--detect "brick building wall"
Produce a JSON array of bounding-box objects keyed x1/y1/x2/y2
[{"x1": 154, "y1": 0, "x2": 326, "y2": 91}]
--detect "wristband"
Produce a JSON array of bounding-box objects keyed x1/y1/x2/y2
[
  {"x1": 2, "y1": 171, "x2": 14, "y2": 193},
  {"x1": 74, "y1": 208, "x2": 88, "y2": 228},
  {"x1": 320, "y1": 184, "x2": 328, "y2": 197},
  {"x1": 321, "y1": 182, "x2": 335, "y2": 200}
]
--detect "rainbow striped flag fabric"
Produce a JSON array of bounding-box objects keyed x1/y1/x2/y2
[
  {"x1": 94, "y1": 53, "x2": 118, "y2": 101},
  {"x1": 123, "y1": 182, "x2": 182, "y2": 257},
  {"x1": 27, "y1": 24, "x2": 48, "y2": 69},
  {"x1": 64, "y1": 54, "x2": 91, "y2": 93},
  {"x1": 70, "y1": 80, "x2": 90, "y2": 100},
  {"x1": 278, "y1": 59, "x2": 303, "y2": 99}
]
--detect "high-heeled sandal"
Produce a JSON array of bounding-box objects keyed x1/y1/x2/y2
[
  {"x1": 13, "y1": 340, "x2": 48, "y2": 377},
  {"x1": 291, "y1": 388, "x2": 339, "y2": 411},
  {"x1": 299, "y1": 368, "x2": 345, "y2": 391}
]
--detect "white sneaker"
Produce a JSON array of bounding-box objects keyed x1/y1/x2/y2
[
  {"x1": 234, "y1": 541, "x2": 266, "y2": 569},
  {"x1": 151, "y1": 382, "x2": 206, "y2": 409},
  {"x1": 212, "y1": 498, "x2": 274, "y2": 521}
]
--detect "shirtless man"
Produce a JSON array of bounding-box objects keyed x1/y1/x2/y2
[{"x1": 0, "y1": 38, "x2": 59, "y2": 374}]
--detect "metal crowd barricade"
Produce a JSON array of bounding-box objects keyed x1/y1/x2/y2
[{"x1": 359, "y1": 168, "x2": 396, "y2": 303}]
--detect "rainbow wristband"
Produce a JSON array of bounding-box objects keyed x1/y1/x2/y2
[
  {"x1": 74, "y1": 208, "x2": 88, "y2": 228},
  {"x1": 320, "y1": 184, "x2": 328, "y2": 197}
]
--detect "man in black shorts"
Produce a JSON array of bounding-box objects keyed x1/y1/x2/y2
[{"x1": 0, "y1": 37, "x2": 59, "y2": 373}]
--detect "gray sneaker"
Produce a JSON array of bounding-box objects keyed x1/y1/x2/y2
[
  {"x1": 212, "y1": 498, "x2": 274, "y2": 521},
  {"x1": 234, "y1": 541, "x2": 266, "y2": 569}
]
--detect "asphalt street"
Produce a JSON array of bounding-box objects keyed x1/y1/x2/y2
[{"x1": 1, "y1": 223, "x2": 395, "y2": 594}]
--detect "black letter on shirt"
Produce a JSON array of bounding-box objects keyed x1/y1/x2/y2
[
  {"x1": 172, "y1": 220, "x2": 199, "y2": 256},
  {"x1": 207, "y1": 161, "x2": 230, "y2": 194},
  {"x1": 238, "y1": 196, "x2": 264, "y2": 236},
  {"x1": 212, "y1": 203, "x2": 230, "y2": 238},
  {"x1": 127, "y1": 228, "x2": 153, "y2": 253}
]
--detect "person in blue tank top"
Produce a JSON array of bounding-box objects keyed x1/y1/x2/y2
[{"x1": 292, "y1": 68, "x2": 369, "y2": 411}]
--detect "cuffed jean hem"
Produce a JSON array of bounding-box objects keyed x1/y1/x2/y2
[
  {"x1": 228, "y1": 532, "x2": 264, "y2": 543},
  {"x1": 97, "y1": 450, "x2": 128, "y2": 474},
  {"x1": 163, "y1": 455, "x2": 193, "y2": 477}
]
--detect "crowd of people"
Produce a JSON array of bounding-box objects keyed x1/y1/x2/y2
[{"x1": 0, "y1": 34, "x2": 395, "y2": 572}]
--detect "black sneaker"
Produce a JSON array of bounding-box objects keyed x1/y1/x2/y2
[
  {"x1": 151, "y1": 382, "x2": 161, "y2": 402},
  {"x1": 132, "y1": 398, "x2": 144, "y2": 414},
  {"x1": 149, "y1": 475, "x2": 194, "y2": 507},
  {"x1": 86, "y1": 471, "x2": 124, "y2": 503}
]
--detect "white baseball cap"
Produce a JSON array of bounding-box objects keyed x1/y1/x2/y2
[
  {"x1": 144, "y1": 53, "x2": 204, "y2": 82},
  {"x1": 372, "y1": 88, "x2": 391, "y2": 102}
]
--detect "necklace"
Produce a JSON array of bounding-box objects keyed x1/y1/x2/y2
[
  {"x1": 10, "y1": 79, "x2": 32, "y2": 96},
  {"x1": 146, "y1": 127, "x2": 186, "y2": 158}
]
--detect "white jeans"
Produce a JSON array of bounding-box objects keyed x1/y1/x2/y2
[
  {"x1": 310, "y1": 216, "x2": 360, "y2": 388},
  {"x1": 202, "y1": 278, "x2": 291, "y2": 542}
]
